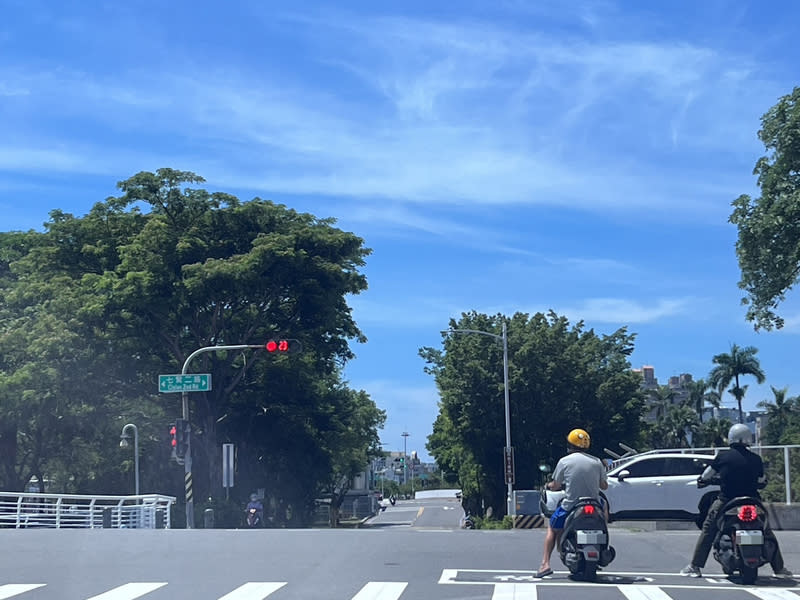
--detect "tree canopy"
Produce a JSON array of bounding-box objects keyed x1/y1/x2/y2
[
  {"x1": 731, "y1": 86, "x2": 800, "y2": 330},
  {"x1": 0, "y1": 169, "x2": 384, "y2": 526},
  {"x1": 420, "y1": 310, "x2": 645, "y2": 517}
]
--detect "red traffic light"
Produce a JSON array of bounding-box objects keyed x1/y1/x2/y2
[{"x1": 265, "y1": 339, "x2": 301, "y2": 354}]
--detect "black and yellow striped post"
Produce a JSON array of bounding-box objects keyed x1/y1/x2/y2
[
  {"x1": 513, "y1": 514, "x2": 545, "y2": 529},
  {"x1": 183, "y1": 424, "x2": 194, "y2": 529}
]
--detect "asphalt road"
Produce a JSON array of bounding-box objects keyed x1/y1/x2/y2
[{"x1": 1, "y1": 497, "x2": 799, "y2": 600}]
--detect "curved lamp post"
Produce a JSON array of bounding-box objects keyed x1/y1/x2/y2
[
  {"x1": 120, "y1": 423, "x2": 140, "y2": 496},
  {"x1": 442, "y1": 321, "x2": 514, "y2": 517}
]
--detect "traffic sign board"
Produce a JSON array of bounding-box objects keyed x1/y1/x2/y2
[
  {"x1": 504, "y1": 446, "x2": 515, "y2": 485},
  {"x1": 159, "y1": 374, "x2": 212, "y2": 393}
]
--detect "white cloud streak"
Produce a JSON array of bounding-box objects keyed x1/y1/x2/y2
[
  {"x1": 0, "y1": 8, "x2": 785, "y2": 222},
  {"x1": 554, "y1": 297, "x2": 694, "y2": 324}
]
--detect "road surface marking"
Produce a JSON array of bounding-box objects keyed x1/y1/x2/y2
[
  {"x1": 0, "y1": 585, "x2": 45, "y2": 599},
  {"x1": 618, "y1": 585, "x2": 674, "y2": 600},
  {"x1": 217, "y1": 582, "x2": 287, "y2": 600},
  {"x1": 492, "y1": 583, "x2": 538, "y2": 599},
  {"x1": 351, "y1": 582, "x2": 408, "y2": 600},
  {"x1": 85, "y1": 583, "x2": 167, "y2": 600},
  {"x1": 438, "y1": 569, "x2": 459, "y2": 584},
  {"x1": 745, "y1": 590, "x2": 800, "y2": 600}
]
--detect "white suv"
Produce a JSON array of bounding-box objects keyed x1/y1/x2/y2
[
  {"x1": 545, "y1": 452, "x2": 720, "y2": 527},
  {"x1": 604, "y1": 452, "x2": 720, "y2": 526}
]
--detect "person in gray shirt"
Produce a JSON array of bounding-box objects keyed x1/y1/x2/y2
[{"x1": 536, "y1": 428, "x2": 608, "y2": 578}]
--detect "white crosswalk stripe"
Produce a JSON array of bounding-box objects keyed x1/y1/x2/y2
[
  {"x1": 745, "y1": 589, "x2": 800, "y2": 600},
  {"x1": 85, "y1": 583, "x2": 168, "y2": 600},
  {"x1": 491, "y1": 582, "x2": 538, "y2": 599},
  {"x1": 618, "y1": 585, "x2": 675, "y2": 600},
  {"x1": 4, "y1": 579, "x2": 800, "y2": 599},
  {"x1": 351, "y1": 582, "x2": 408, "y2": 600},
  {"x1": 217, "y1": 582, "x2": 287, "y2": 600},
  {"x1": 0, "y1": 585, "x2": 45, "y2": 599}
]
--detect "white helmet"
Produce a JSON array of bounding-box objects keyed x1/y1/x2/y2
[{"x1": 728, "y1": 423, "x2": 752, "y2": 446}]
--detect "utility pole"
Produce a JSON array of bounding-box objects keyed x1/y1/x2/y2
[
  {"x1": 442, "y1": 321, "x2": 515, "y2": 517},
  {"x1": 402, "y1": 431, "x2": 409, "y2": 485}
]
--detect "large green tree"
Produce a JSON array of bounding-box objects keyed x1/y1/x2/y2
[
  {"x1": 0, "y1": 169, "x2": 383, "y2": 525},
  {"x1": 420, "y1": 311, "x2": 645, "y2": 517},
  {"x1": 708, "y1": 343, "x2": 765, "y2": 424},
  {"x1": 730, "y1": 87, "x2": 800, "y2": 330}
]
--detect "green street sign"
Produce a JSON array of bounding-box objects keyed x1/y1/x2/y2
[{"x1": 159, "y1": 374, "x2": 212, "y2": 393}]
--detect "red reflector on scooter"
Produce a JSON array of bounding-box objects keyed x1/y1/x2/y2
[
  {"x1": 587, "y1": 551, "x2": 599, "y2": 558},
  {"x1": 583, "y1": 505, "x2": 596, "y2": 515},
  {"x1": 738, "y1": 505, "x2": 758, "y2": 522}
]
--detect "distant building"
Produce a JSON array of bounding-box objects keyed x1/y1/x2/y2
[{"x1": 634, "y1": 365, "x2": 694, "y2": 422}]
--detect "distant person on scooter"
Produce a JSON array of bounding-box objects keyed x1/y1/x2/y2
[
  {"x1": 680, "y1": 423, "x2": 792, "y2": 578},
  {"x1": 536, "y1": 428, "x2": 608, "y2": 578},
  {"x1": 246, "y1": 493, "x2": 264, "y2": 527}
]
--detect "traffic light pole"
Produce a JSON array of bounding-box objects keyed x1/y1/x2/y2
[{"x1": 180, "y1": 344, "x2": 266, "y2": 529}]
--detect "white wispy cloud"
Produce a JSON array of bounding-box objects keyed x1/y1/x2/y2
[
  {"x1": 0, "y1": 7, "x2": 784, "y2": 223},
  {"x1": 554, "y1": 297, "x2": 694, "y2": 324}
]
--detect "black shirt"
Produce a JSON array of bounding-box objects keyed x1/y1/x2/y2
[{"x1": 711, "y1": 445, "x2": 763, "y2": 500}]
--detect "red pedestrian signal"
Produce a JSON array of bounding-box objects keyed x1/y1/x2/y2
[
  {"x1": 170, "y1": 420, "x2": 188, "y2": 459},
  {"x1": 265, "y1": 339, "x2": 302, "y2": 354}
]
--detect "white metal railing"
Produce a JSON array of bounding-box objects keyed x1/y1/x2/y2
[
  {"x1": 0, "y1": 492, "x2": 176, "y2": 529},
  {"x1": 606, "y1": 445, "x2": 800, "y2": 505}
]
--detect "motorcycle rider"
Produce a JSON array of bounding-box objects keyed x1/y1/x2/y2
[
  {"x1": 536, "y1": 428, "x2": 608, "y2": 578},
  {"x1": 680, "y1": 423, "x2": 792, "y2": 578},
  {"x1": 246, "y1": 492, "x2": 264, "y2": 526}
]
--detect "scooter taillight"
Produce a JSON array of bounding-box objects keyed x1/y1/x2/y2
[
  {"x1": 737, "y1": 505, "x2": 758, "y2": 522},
  {"x1": 583, "y1": 505, "x2": 596, "y2": 515}
]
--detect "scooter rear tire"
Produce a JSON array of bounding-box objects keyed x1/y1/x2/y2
[
  {"x1": 741, "y1": 565, "x2": 758, "y2": 585},
  {"x1": 581, "y1": 561, "x2": 597, "y2": 581}
]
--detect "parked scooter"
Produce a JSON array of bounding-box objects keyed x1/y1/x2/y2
[
  {"x1": 246, "y1": 507, "x2": 262, "y2": 528},
  {"x1": 710, "y1": 496, "x2": 775, "y2": 584},
  {"x1": 541, "y1": 490, "x2": 615, "y2": 581},
  {"x1": 461, "y1": 514, "x2": 475, "y2": 529}
]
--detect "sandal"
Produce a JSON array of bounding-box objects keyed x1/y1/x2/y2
[{"x1": 535, "y1": 567, "x2": 553, "y2": 578}]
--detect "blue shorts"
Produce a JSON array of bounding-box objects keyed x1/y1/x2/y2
[{"x1": 550, "y1": 506, "x2": 568, "y2": 530}]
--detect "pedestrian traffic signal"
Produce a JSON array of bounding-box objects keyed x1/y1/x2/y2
[
  {"x1": 265, "y1": 339, "x2": 302, "y2": 354},
  {"x1": 170, "y1": 419, "x2": 189, "y2": 459}
]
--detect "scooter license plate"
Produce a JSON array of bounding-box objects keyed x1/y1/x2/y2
[
  {"x1": 576, "y1": 530, "x2": 606, "y2": 544},
  {"x1": 736, "y1": 530, "x2": 763, "y2": 545}
]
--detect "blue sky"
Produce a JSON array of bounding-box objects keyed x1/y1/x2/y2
[{"x1": 2, "y1": 1, "x2": 800, "y2": 462}]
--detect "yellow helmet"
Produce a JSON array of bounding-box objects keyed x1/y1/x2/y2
[{"x1": 567, "y1": 428, "x2": 591, "y2": 449}]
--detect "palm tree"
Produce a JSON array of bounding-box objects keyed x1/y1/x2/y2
[
  {"x1": 662, "y1": 402, "x2": 701, "y2": 448},
  {"x1": 686, "y1": 378, "x2": 713, "y2": 423},
  {"x1": 708, "y1": 344, "x2": 766, "y2": 424},
  {"x1": 648, "y1": 385, "x2": 676, "y2": 421},
  {"x1": 757, "y1": 385, "x2": 798, "y2": 444}
]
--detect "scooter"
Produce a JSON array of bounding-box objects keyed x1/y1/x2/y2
[
  {"x1": 711, "y1": 496, "x2": 775, "y2": 584},
  {"x1": 246, "y1": 507, "x2": 262, "y2": 528},
  {"x1": 541, "y1": 490, "x2": 615, "y2": 581},
  {"x1": 462, "y1": 514, "x2": 475, "y2": 529}
]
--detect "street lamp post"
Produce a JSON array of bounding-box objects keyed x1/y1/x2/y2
[
  {"x1": 402, "y1": 431, "x2": 409, "y2": 485},
  {"x1": 120, "y1": 423, "x2": 140, "y2": 496},
  {"x1": 443, "y1": 321, "x2": 515, "y2": 517}
]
